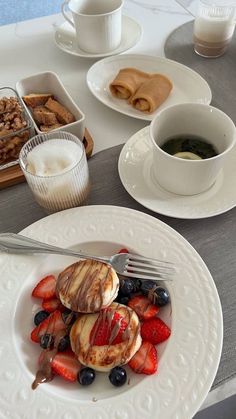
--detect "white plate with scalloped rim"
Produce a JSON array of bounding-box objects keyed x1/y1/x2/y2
[
  {"x1": 0, "y1": 205, "x2": 222, "y2": 419},
  {"x1": 86, "y1": 54, "x2": 212, "y2": 120},
  {"x1": 118, "y1": 126, "x2": 236, "y2": 219}
]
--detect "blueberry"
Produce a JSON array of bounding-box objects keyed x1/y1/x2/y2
[
  {"x1": 109, "y1": 366, "x2": 127, "y2": 387},
  {"x1": 62, "y1": 309, "x2": 76, "y2": 325},
  {"x1": 153, "y1": 287, "x2": 170, "y2": 307},
  {"x1": 119, "y1": 278, "x2": 135, "y2": 296},
  {"x1": 78, "y1": 367, "x2": 96, "y2": 385},
  {"x1": 34, "y1": 310, "x2": 50, "y2": 326},
  {"x1": 140, "y1": 280, "x2": 157, "y2": 296},
  {"x1": 58, "y1": 335, "x2": 70, "y2": 352},
  {"x1": 117, "y1": 295, "x2": 130, "y2": 306},
  {"x1": 141, "y1": 281, "x2": 170, "y2": 306},
  {"x1": 40, "y1": 334, "x2": 54, "y2": 349},
  {"x1": 132, "y1": 279, "x2": 142, "y2": 293}
]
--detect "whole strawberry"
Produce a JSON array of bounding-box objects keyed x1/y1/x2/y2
[{"x1": 141, "y1": 317, "x2": 171, "y2": 345}]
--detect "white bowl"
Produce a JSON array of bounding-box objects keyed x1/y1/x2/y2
[
  {"x1": 16, "y1": 71, "x2": 85, "y2": 141},
  {"x1": 150, "y1": 103, "x2": 236, "y2": 195}
]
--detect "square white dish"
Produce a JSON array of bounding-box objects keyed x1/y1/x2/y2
[{"x1": 16, "y1": 71, "x2": 85, "y2": 141}]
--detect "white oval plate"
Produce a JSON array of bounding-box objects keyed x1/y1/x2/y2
[
  {"x1": 54, "y1": 15, "x2": 142, "y2": 59},
  {"x1": 0, "y1": 205, "x2": 222, "y2": 419},
  {"x1": 86, "y1": 54, "x2": 212, "y2": 120},
  {"x1": 118, "y1": 127, "x2": 236, "y2": 219}
]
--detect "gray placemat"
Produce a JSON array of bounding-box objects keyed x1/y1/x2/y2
[
  {"x1": 164, "y1": 20, "x2": 236, "y2": 124},
  {"x1": 1, "y1": 144, "x2": 236, "y2": 391}
]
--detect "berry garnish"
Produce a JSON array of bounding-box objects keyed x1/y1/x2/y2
[
  {"x1": 115, "y1": 294, "x2": 130, "y2": 306},
  {"x1": 62, "y1": 309, "x2": 76, "y2": 325},
  {"x1": 34, "y1": 310, "x2": 50, "y2": 326},
  {"x1": 119, "y1": 278, "x2": 135, "y2": 296},
  {"x1": 141, "y1": 317, "x2": 171, "y2": 345},
  {"x1": 141, "y1": 281, "x2": 170, "y2": 306},
  {"x1": 132, "y1": 279, "x2": 142, "y2": 293},
  {"x1": 52, "y1": 350, "x2": 81, "y2": 382},
  {"x1": 58, "y1": 335, "x2": 70, "y2": 352},
  {"x1": 152, "y1": 287, "x2": 170, "y2": 307},
  {"x1": 118, "y1": 248, "x2": 129, "y2": 253},
  {"x1": 32, "y1": 275, "x2": 56, "y2": 300},
  {"x1": 109, "y1": 366, "x2": 127, "y2": 387},
  {"x1": 31, "y1": 310, "x2": 65, "y2": 343},
  {"x1": 40, "y1": 333, "x2": 54, "y2": 349},
  {"x1": 128, "y1": 341, "x2": 158, "y2": 375},
  {"x1": 42, "y1": 297, "x2": 63, "y2": 313},
  {"x1": 78, "y1": 367, "x2": 96, "y2": 386},
  {"x1": 90, "y1": 310, "x2": 128, "y2": 346},
  {"x1": 128, "y1": 295, "x2": 159, "y2": 320},
  {"x1": 140, "y1": 280, "x2": 158, "y2": 296}
]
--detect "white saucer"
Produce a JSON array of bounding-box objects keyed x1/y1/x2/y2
[
  {"x1": 54, "y1": 15, "x2": 142, "y2": 58},
  {"x1": 118, "y1": 127, "x2": 236, "y2": 219}
]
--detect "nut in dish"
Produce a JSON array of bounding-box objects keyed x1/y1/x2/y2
[{"x1": 0, "y1": 87, "x2": 33, "y2": 167}]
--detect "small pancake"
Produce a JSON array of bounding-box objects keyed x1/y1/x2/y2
[
  {"x1": 70, "y1": 303, "x2": 142, "y2": 372},
  {"x1": 56, "y1": 260, "x2": 119, "y2": 313},
  {"x1": 130, "y1": 74, "x2": 173, "y2": 113},
  {"x1": 109, "y1": 68, "x2": 151, "y2": 100}
]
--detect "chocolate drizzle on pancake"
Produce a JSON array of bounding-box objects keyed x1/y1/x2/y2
[
  {"x1": 56, "y1": 260, "x2": 119, "y2": 313},
  {"x1": 70, "y1": 302, "x2": 141, "y2": 371}
]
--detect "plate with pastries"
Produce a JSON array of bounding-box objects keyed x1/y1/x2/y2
[{"x1": 87, "y1": 54, "x2": 212, "y2": 121}]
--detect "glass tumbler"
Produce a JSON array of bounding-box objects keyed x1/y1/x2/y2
[
  {"x1": 193, "y1": 0, "x2": 236, "y2": 57},
  {"x1": 19, "y1": 131, "x2": 90, "y2": 213}
]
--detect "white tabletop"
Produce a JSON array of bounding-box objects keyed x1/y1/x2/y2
[
  {"x1": 0, "y1": 0, "x2": 193, "y2": 155},
  {"x1": 1, "y1": 0, "x2": 235, "y2": 414}
]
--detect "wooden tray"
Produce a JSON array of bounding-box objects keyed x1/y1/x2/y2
[{"x1": 0, "y1": 128, "x2": 94, "y2": 190}]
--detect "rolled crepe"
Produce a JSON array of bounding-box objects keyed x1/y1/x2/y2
[
  {"x1": 109, "y1": 68, "x2": 151, "y2": 100},
  {"x1": 130, "y1": 74, "x2": 173, "y2": 113}
]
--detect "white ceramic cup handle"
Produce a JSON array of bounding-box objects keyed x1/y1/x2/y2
[{"x1": 61, "y1": 0, "x2": 75, "y2": 28}]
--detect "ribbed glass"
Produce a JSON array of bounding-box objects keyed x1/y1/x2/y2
[
  {"x1": 19, "y1": 131, "x2": 90, "y2": 213},
  {"x1": 198, "y1": 1, "x2": 235, "y2": 18}
]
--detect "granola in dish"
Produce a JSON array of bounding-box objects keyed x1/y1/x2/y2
[{"x1": 0, "y1": 96, "x2": 30, "y2": 165}]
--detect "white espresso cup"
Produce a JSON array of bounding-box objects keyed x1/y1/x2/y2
[
  {"x1": 61, "y1": 0, "x2": 124, "y2": 53},
  {"x1": 150, "y1": 103, "x2": 236, "y2": 195}
]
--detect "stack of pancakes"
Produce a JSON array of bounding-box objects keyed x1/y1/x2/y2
[{"x1": 56, "y1": 259, "x2": 142, "y2": 371}]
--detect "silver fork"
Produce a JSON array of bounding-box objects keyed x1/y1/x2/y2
[{"x1": 0, "y1": 233, "x2": 175, "y2": 281}]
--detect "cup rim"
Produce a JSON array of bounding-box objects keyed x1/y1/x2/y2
[
  {"x1": 19, "y1": 131, "x2": 86, "y2": 179},
  {"x1": 149, "y1": 103, "x2": 236, "y2": 163},
  {"x1": 198, "y1": 0, "x2": 236, "y2": 9},
  {"x1": 69, "y1": 0, "x2": 124, "y2": 17}
]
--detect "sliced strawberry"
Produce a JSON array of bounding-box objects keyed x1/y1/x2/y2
[
  {"x1": 128, "y1": 341, "x2": 158, "y2": 375},
  {"x1": 31, "y1": 310, "x2": 65, "y2": 343},
  {"x1": 42, "y1": 297, "x2": 63, "y2": 313},
  {"x1": 52, "y1": 350, "x2": 80, "y2": 382},
  {"x1": 32, "y1": 275, "x2": 56, "y2": 300},
  {"x1": 118, "y1": 248, "x2": 129, "y2": 253},
  {"x1": 90, "y1": 310, "x2": 128, "y2": 346},
  {"x1": 141, "y1": 317, "x2": 171, "y2": 345},
  {"x1": 128, "y1": 295, "x2": 159, "y2": 320}
]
